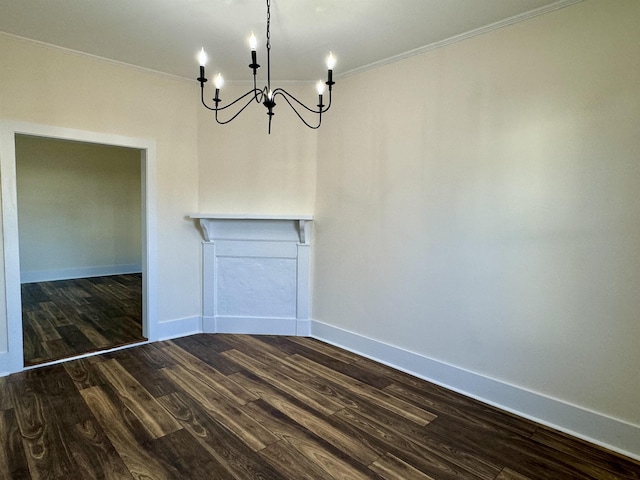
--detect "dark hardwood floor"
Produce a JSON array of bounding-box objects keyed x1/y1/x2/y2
[
  {"x1": 21, "y1": 274, "x2": 146, "y2": 366},
  {"x1": 0, "y1": 334, "x2": 637, "y2": 479}
]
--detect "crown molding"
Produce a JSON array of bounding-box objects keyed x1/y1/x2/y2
[
  {"x1": 337, "y1": 0, "x2": 584, "y2": 81},
  {"x1": 0, "y1": 31, "x2": 192, "y2": 83}
]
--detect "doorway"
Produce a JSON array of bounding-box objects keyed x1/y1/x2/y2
[
  {"x1": 16, "y1": 135, "x2": 145, "y2": 365},
  {"x1": 0, "y1": 121, "x2": 158, "y2": 374}
]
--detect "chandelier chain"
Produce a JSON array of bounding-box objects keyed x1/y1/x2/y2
[
  {"x1": 266, "y1": 0, "x2": 271, "y2": 90},
  {"x1": 266, "y1": 0, "x2": 271, "y2": 50}
]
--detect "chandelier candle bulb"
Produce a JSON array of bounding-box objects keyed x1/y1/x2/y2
[
  {"x1": 214, "y1": 73, "x2": 224, "y2": 89},
  {"x1": 316, "y1": 81, "x2": 325, "y2": 108},
  {"x1": 198, "y1": 47, "x2": 208, "y2": 67},
  {"x1": 249, "y1": 32, "x2": 259, "y2": 72},
  {"x1": 326, "y1": 52, "x2": 336, "y2": 70},
  {"x1": 197, "y1": 47, "x2": 208, "y2": 84},
  {"x1": 213, "y1": 74, "x2": 224, "y2": 103},
  {"x1": 326, "y1": 51, "x2": 336, "y2": 86}
]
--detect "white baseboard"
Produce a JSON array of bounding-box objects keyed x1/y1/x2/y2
[
  {"x1": 0, "y1": 350, "x2": 14, "y2": 377},
  {"x1": 311, "y1": 320, "x2": 640, "y2": 462},
  {"x1": 20, "y1": 264, "x2": 143, "y2": 284},
  {"x1": 156, "y1": 316, "x2": 202, "y2": 341},
  {"x1": 296, "y1": 319, "x2": 312, "y2": 336},
  {"x1": 203, "y1": 316, "x2": 310, "y2": 336}
]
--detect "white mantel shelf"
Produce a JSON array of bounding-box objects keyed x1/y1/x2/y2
[
  {"x1": 190, "y1": 213, "x2": 312, "y2": 220},
  {"x1": 190, "y1": 214, "x2": 313, "y2": 244}
]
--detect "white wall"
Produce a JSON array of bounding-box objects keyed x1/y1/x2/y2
[
  {"x1": 313, "y1": 0, "x2": 640, "y2": 456},
  {"x1": 16, "y1": 135, "x2": 142, "y2": 282},
  {"x1": 197, "y1": 84, "x2": 317, "y2": 215},
  {"x1": 0, "y1": 33, "x2": 202, "y2": 352}
]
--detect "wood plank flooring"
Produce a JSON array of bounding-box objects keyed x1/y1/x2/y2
[
  {"x1": 1, "y1": 334, "x2": 638, "y2": 479},
  {"x1": 21, "y1": 274, "x2": 146, "y2": 366}
]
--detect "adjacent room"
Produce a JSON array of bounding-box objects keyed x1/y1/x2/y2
[
  {"x1": 0, "y1": 0, "x2": 638, "y2": 478},
  {"x1": 15, "y1": 135, "x2": 145, "y2": 365}
]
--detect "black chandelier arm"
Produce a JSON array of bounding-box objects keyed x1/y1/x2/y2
[
  {"x1": 201, "y1": 87, "x2": 264, "y2": 112},
  {"x1": 273, "y1": 91, "x2": 323, "y2": 130},
  {"x1": 215, "y1": 91, "x2": 263, "y2": 125},
  {"x1": 199, "y1": 86, "x2": 217, "y2": 111},
  {"x1": 200, "y1": 86, "x2": 267, "y2": 124},
  {"x1": 272, "y1": 87, "x2": 332, "y2": 115}
]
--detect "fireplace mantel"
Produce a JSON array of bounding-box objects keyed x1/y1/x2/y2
[
  {"x1": 190, "y1": 214, "x2": 313, "y2": 244},
  {"x1": 190, "y1": 214, "x2": 313, "y2": 335}
]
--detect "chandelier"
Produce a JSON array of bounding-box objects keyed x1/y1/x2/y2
[{"x1": 196, "y1": 0, "x2": 336, "y2": 134}]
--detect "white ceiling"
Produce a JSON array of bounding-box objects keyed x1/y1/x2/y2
[{"x1": 0, "y1": 0, "x2": 578, "y2": 82}]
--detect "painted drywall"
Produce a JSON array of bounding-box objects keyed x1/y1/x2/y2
[
  {"x1": 314, "y1": 0, "x2": 640, "y2": 435},
  {"x1": 0, "y1": 33, "x2": 202, "y2": 346},
  {"x1": 16, "y1": 135, "x2": 142, "y2": 281},
  {"x1": 197, "y1": 84, "x2": 317, "y2": 215}
]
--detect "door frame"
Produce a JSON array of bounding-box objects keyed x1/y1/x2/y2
[{"x1": 0, "y1": 120, "x2": 158, "y2": 374}]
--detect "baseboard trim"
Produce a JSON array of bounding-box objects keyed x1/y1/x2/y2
[
  {"x1": 296, "y1": 319, "x2": 312, "y2": 336},
  {"x1": 0, "y1": 350, "x2": 16, "y2": 377},
  {"x1": 203, "y1": 316, "x2": 310, "y2": 336},
  {"x1": 20, "y1": 264, "x2": 142, "y2": 284},
  {"x1": 311, "y1": 320, "x2": 640, "y2": 461},
  {"x1": 156, "y1": 316, "x2": 202, "y2": 341}
]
